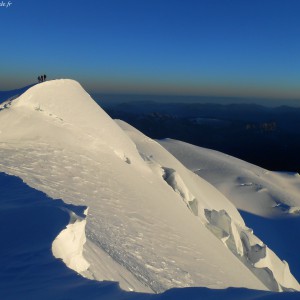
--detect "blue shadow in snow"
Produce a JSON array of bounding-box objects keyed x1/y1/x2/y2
[
  {"x1": 0, "y1": 172, "x2": 300, "y2": 300},
  {"x1": 0, "y1": 84, "x2": 36, "y2": 104}
]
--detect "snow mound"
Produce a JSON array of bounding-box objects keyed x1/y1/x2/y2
[
  {"x1": 0, "y1": 80, "x2": 299, "y2": 296},
  {"x1": 1, "y1": 79, "x2": 146, "y2": 170}
]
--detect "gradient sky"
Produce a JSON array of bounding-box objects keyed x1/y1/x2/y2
[{"x1": 1, "y1": 0, "x2": 300, "y2": 102}]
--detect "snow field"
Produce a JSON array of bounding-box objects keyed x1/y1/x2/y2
[{"x1": 0, "y1": 79, "x2": 299, "y2": 296}]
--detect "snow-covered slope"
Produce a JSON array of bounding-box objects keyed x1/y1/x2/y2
[
  {"x1": 0, "y1": 80, "x2": 299, "y2": 298},
  {"x1": 0, "y1": 84, "x2": 35, "y2": 104},
  {"x1": 159, "y1": 139, "x2": 300, "y2": 281},
  {"x1": 159, "y1": 139, "x2": 300, "y2": 218},
  {"x1": 117, "y1": 121, "x2": 300, "y2": 292},
  {"x1": 0, "y1": 172, "x2": 299, "y2": 300}
]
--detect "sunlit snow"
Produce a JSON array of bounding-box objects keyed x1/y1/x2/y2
[{"x1": 1, "y1": 80, "x2": 300, "y2": 299}]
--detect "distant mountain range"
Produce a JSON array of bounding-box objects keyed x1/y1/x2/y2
[
  {"x1": 94, "y1": 93, "x2": 300, "y2": 108},
  {"x1": 103, "y1": 101, "x2": 300, "y2": 173}
]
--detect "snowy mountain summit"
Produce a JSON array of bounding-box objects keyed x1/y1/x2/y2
[{"x1": 1, "y1": 80, "x2": 300, "y2": 299}]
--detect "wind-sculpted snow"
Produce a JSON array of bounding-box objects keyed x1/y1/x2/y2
[
  {"x1": 159, "y1": 139, "x2": 300, "y2": 282},
  {"x1": 0, "y1": 172, "x2": 294, "y2": 300},
  {"x1": 204, "y1": 209, "x2": 300, "y2": 291},
  {"x1": 162, "y1": 167, "x2": 199, "y2": 216},
  {"x1": 1, "y1": 80, "x2": 300, "y2": 299},
  {"x1": 52, "y1": 208, "x2": 90, "y2": 273},
  {"x1": 1, "y1": 172, "x2": 300, "y2": 300},
  {"x1": 117, "y1": 121, "x2": 300, "y2": 292},
  {"x1": 0, "y1": 172, "x2": 117, "y2": 300}
]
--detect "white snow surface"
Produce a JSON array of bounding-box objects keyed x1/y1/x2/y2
[
  {"x1": 52, "y1": 208, "x2": 90, "y2": 273},
  {"x1": 118, "y1": 122, "x2": 300, "y2": 292},
  {"x1": 158, "y1": 139, "x2": 300, "y2": 289},
  {"x1": 0, "y1": 80, "x2": 299, "y2": 296},
  {"x1": 159, "y1": 139, "x2": 300, "y2": 218}
]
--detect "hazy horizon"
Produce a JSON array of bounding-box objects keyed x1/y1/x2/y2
[
  {"x1": 2, "y1": 81, "x2": 300, "y2": 108},
  {"x1": 1, "y1": 0, "x2": 300, "y2": 105},
  {"x1": 95, "y1": 92, "x2": 300, "y2": 108}
]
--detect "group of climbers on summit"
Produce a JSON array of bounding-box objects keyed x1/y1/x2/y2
[{"x1": 38, "y1": 75, "x2": 47, "y2": 83}]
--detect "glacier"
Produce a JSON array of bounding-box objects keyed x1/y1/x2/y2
[{"x1": 1, "y1": 79, "x2": 300, "y2": 299}]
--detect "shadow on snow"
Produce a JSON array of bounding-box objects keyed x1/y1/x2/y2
[{"x1": 0, "y1": 172, "x2": 299, "y2": 300}]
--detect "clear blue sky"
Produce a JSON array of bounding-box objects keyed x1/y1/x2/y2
[{"x1": 1, "y1": 0, "x2": 300, "y2": 102}]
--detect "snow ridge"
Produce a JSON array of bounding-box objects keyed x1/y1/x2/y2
[
  {"x1": 159, "y1": 157, "x2": 300, "y2": 291},
  {"x1": 0, "y1": 80, "x2": 299, "y2": 295},
  {"x1": 118, "y1": 120, "x2": 300, "y2": 292}
]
